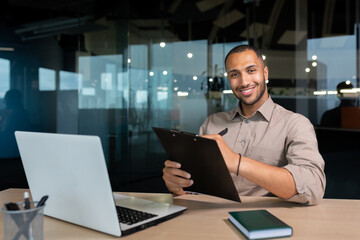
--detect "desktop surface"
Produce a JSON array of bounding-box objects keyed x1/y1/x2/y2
[{"x1": 1, "y1": 189, "x2": 360, "y2": 239}]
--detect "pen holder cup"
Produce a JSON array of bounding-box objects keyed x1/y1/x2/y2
[{"x1": 2, "y1": 202, "x2": 45, "y2": 240}]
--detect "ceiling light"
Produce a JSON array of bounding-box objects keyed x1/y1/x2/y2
[
  {"x1": 312, "y1": 55, "x2": 317, "y2": 60},
  {"x1": 346, "y1": 80, "x2": 351, "y2": 85},
  {"x1": 187, "y1": 53, "x2": 193, "y2": 58},
  {"x1": 262, "y1": 55, "x2": 266, "y2": 60},
  {"x1": 193, "y1": 76, "x2": 197, "y2": 80},
  {"x1": 340, "y1": 89, "x2": 357, "y2": 93},
  {"x1": 177, "y1": 91, "x2": 189, "y2": 96},
  {"x1": 305, "y1": 68, "x2": 310, "y2": 73},
  {"x1": 223, "y1": 90, "x2": 233, "y2": 94},
  {"x1": 149, "y1": 71, "x2": 154, "y2": 76},
  {"x1": 0, "y1": 47, "x2": 15, "y2": 51},
  {"x1": 160, "y1": 42, "x2": 166, "y2": 48},
  {"x1": 163, "y1": 71, "x2": 168, "y2": 75},
  {"x1": 313, "y1": 91, "x2": 326, "y2": 95},
  {"x1": 127, "y1": 58, "x2": 131, "y2": 63},
  {"x1": 209, "y1": 78, "x2": 213, "y2": 82},
  {"x1": 312, "y1": 62, "x2": 317, "y2": 67}
]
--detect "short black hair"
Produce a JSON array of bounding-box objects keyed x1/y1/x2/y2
[
  {"x1": 336, "y1": 81, "x2": 354, "y2": 96},
  {"x1": 224, "y1": 44, "x2": 265, "y2": 67}
]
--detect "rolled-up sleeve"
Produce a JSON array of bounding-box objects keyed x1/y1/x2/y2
[{"x1": 283, "y1": 115, "x2": 326, "y2": 205}]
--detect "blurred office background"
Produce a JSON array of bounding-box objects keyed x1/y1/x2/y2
[{"x1": 0, "y1": 0, "x2": 359, "y2": 198}]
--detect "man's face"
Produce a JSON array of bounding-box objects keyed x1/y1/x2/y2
[{"x1": 225, "y1": 50, "x2": 268, "y2": 107}]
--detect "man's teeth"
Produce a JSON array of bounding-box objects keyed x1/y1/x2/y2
[{"x1": 241, "y1": 88, "x2": 252, "y2": 93}]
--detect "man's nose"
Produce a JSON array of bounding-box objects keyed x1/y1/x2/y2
[{"x1": 239, "y1": 73, "x2": 250, "y2": 87}]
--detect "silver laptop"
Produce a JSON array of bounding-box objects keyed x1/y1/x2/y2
[{"x1": 15, "y1": 131, "x2": 187, "y2": 237}]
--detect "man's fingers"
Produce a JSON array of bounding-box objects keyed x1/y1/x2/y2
[
  {"x1": 162, "y1": 160, "x2": 194, "y2": 195},
  {"x1": 163, "y1": 169, "x2": 193, "y2": 187},
  {"x1": 163, "y1": 166, "x2": 191, "y2": 179},
  {"x1": 164, "y1": 160, "x2": 181, "y2": 168}
]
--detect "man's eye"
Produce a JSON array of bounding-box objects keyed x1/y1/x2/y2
[
  {"x1": 248, "y1": 69, "x2": 256, "y2": 73},
  {"x1": 230, "y1": 73, "x2": 239, "y2": 78}
]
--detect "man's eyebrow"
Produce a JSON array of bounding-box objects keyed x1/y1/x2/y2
[
  {"x1": 227, "y1": 69, "x2": 238, "y2": 73},
  {"x1": 245, "y1": 64, "x2": 258, "y2": 69},
  {"x1": 227, "y1": 64, "x2": 258, "y2": 73}
]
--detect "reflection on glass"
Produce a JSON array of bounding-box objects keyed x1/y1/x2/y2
[
  {"x1": 135, "y1": 90, "x2": 147, "y2": 106},
  {"x1": 320, "y1": 81, "x2": 360, "y2": 129},
  {"x1": 78, "y1": 55, "x2": 125, "y2": 109},
  {"x1": 39, "y1": 67, "x2": 56, "y2": 91},
  {"x1": 0, "y1": 58, "x2": 10, "y2": 99},
  {"x1": 59, "y1": 70, "x2": 82, "y2": 90},
  {"x1": 82, "y1": 87, "x2": 96, "y2": 96},
  {"x1": 101, "y1": 73, "x2": 112, "y2": 90},
  {"x1": 308, "y1": 35, "x2": 356, "y2": 125}
]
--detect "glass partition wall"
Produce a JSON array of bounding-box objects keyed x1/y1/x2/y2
[{"x1": 0, "y1": 0, "x2": 359, "y2": 198}]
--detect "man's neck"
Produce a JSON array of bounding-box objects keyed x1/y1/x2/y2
[{"x1": 240, "y1": 94, "x2": 269, "y2": 117}]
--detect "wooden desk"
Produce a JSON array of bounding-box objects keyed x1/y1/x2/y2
[{"x1": 1, "y1": 189, "x2": 360, "y2": 239}]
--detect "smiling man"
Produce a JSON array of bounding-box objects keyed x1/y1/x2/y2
[{"x1": 163, "y1": 45, "x2": 326, "y2": 205}]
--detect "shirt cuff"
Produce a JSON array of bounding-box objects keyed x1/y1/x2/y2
[{"x1": 282, "y1": 165, "x2": 313, "y2": 205}]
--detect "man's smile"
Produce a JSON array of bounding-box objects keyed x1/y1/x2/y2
[{"x1": 238, "y1": 85, "x2": 256, "y2": 96}]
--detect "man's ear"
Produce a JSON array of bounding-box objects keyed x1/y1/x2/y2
[{"x1": 264, "y1": 66, "x2": 269, "y2": 80}]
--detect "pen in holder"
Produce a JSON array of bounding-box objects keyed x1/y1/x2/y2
[{"x1": 2, "y1": 200, "x2": 45, "y2": 240}]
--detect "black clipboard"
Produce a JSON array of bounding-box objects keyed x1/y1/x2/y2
[{"x1": 153, "y1": 127, "x2": 241, "y2": 203}]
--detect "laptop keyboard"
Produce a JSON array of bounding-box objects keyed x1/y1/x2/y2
[{"x1": 116, "y1": 206, "x2": 158, "y2": 225}]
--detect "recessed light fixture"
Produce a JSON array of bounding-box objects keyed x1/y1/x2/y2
[{"x1": 160, "y1": 42, "x2": 166, "y2": 48}]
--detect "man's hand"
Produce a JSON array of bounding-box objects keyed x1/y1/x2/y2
[
  {"x1": 162, "y1": 160, "x2": 193, "y2": 195},
  {"x1": 202, "y1": 134, "x2": 239, "y2": 174}
]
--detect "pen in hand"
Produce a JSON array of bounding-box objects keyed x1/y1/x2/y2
[{"x1": 218, "y1": 128, "x2": 228, "y2": 136}]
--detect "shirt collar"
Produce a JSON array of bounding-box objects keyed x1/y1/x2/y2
[
  {"x1": 231, "y1": 96, "x2": 275, "y2": 122},
  {"x1": 256, "y1": 96, "x2": 275, "y2": 122}
]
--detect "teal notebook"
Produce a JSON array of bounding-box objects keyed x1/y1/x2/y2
[{"x1": 228, "y1": 210, "x2": 293, "y2": 240}]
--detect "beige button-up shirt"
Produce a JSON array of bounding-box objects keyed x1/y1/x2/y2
[{"x1": 199, "y1": 97, "x2": 326, "y2": 205}]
